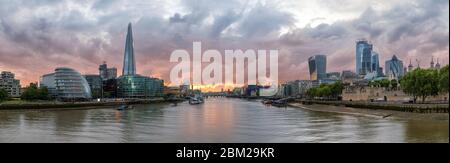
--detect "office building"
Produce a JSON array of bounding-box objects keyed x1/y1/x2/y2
[
  {"x1": 39, "y1": 73, "x2": 57, "y2": 98},
  {"x1": 308, "y1": 55, "x2": 327, "y2": 80},
  {"x1": 117, "y1": 23, "x2": 164, "y2": 98},
  {"x1": 356, "y1": 40, "x2": 373, "y2": 75},
  {"x1": 122, "y1": 23, "x2": 136, "y2": 76},
  {"x1": 84, "y1": 75, "x2": 103, "y2": 99},
  {"x1": 385, "y1": 55, "x2": 404, "y2": 80},
  {"x1": 99, "y1": 62, "x2": 117, "y2": 80},
  {"x1": 41, "y1": 68, "x2": 91, "y2": 100}
]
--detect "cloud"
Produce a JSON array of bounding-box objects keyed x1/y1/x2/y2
[{"x1": 0, "y1": 0, "x2": 448, "y2": 88}]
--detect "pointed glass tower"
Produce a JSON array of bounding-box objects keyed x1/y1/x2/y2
[{"x1": 122, "y1": 23, "x2": 136, "y2": 76}]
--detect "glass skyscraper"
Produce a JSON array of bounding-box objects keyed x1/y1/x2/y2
[
  {"x1": 117, "y1": 23, "x2": 164, "y2": 98},
  {"x1": 122, "y1": 23, "x2": 136, "y2": 76},
  {"x1": 356, "y1": 40, "x2": 373, "y2": 75},
  {"x1": 308, "y1": 55, "x2": 327, "y2": 81},
  {"x1": 385, "y1": 55, "x2": 404, "y2": 80},
  {"x1": 371, "y1": 51, "x2": 383, "y2": 77}
]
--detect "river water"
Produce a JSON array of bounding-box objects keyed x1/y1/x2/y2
[{"x1": 0, "y1": 98, "x2": 448, "y2": 143}]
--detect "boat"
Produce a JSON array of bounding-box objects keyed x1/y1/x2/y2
[
  {"x1": 271, "y1": 99, "x2": 287, "y2": 107},
  {"x1": 188, "y1": 94, "x2": 204, "y2": 105},
  {"x1": 261, "y1": 99, "x2": 273, "y2": 105},
  {"x1": 189, "y1": 97, "x2": 203, "y2": 105},
  {"x1": 117, "y1": 105, "x2": 134, "y2": 111}
]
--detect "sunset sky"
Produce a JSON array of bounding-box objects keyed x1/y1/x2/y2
[{"x1": 0, "y1": 0, "x2": 448, "y2": 89}]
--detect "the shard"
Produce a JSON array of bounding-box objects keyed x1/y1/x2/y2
[{"x1": 122, "y1": 23, "x2": 136, "y2": 76}]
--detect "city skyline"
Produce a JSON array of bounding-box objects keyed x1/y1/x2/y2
[{"x1": 0, "y1": 0, "x2": 448, "y2": 88}]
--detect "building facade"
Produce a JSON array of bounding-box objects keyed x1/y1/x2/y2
[
  {"x1": 39, "y1": 73, "x2": 57, "y2": 98},
  {"x1": 308, "y1": 55, "x2": 327, "y2": 80},
  {"x1": 84, "y1": 75, "x2": 103, "y2": 99},
  {"x1": 122, "y1": 23, "x2": 136, "y2": 76},
  {"x1": 0, "y1": 71, "x2": 21, "y2": 97},
  {"x1": 99, "y1": 62, "x2": 117, "y2": 80},
  {"x1": 385, "y1": 55, "x2": 404, "y2": 80},
  {"x1": 356, "y1": 40, "x2": 373, "y2": 75},
  {"x1": 116, "y1": 23, "x2": 165, "y2": 99},
  {"x1": 117, "y1": 75, "x2": 163, "y2": 98},
  {"x1": 52, "y1": 68, "x2": 92, "y2": 100}
]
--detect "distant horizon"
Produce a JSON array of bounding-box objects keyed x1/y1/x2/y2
[{"x1": 0, "y1": 0, "x2": 448, "y2": 91}]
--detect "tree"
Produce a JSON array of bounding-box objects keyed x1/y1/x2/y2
[
  {"x1": 439, "y1": 65, "x2": 449, "y2": 93},
  {"x1": 39, "y1": 87, "x2": 50, "y2": 100},
  {"x1": 0, "y1": 88, "x2": 8, "y2": 102},
  {"x1": 369, "y1": 79, "x2": 390, "y2": 88},
  {"x1": 390, "y1": 79, "x2": 398, "y2": 90},
  {"x1": 330, "y1": 82, "x2": 344, "y2": 97},
  {"x1": 306, "y1": 82, "x2": 343, "y2": 100},
  {"x1": 21, "y1": 83, "x2": 50, "y2": 101},
  {"x1": 401, "y1": 68, "x2": 439, "y2": 103}
]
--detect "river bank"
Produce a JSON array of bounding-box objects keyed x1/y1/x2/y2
[
  {"x1": 0, "y1": 98, "x2": 182, "y2": 110},
  {"x1": 288, "y1": 103, "x2": 449, "y2": 121}
]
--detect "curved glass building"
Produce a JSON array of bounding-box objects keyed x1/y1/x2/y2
[{"x1": 54, "y1": 67, "x2": 92, "y2": 100}]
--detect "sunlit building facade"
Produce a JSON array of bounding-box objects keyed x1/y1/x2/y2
[{"x1": 308, "y1": 55, "x2": 327, "y2": 81}]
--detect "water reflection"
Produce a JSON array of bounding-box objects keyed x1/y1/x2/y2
[{"x1": 0, "y1": 98, "x2": 448, "y2": 143}]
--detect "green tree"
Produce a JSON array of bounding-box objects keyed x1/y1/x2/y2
[
  {"x1": 390, "y1": 79, "x2": 398, "y2": 89},
  {"x1": 401, "y1": 68, "x2": 439, "y2": 103},
  {"x1": 439, "y1": 65, "x2": 449, "y2": 93},
  {"x1": 306, "y1": 82, "x2": 343, "y2": 99},
  {"x1": 330, "y1": 82, "x2": 344, "y2": 97},
  {"x1": 0, "y1": 88, "x2": 8, "y2": 102},
  {"x1": 21, "y1": 83, "x2": 50, "y2": 101},
  {"x1": 39, "y1": 87, "x2": 50, "y2": 100}
]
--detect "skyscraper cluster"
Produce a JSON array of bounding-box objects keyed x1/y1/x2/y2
[
  {"x1": 38, "y1": 22, "x2": 164, "y2": 100},
  {"x1": 355, "y1": 39, "x2": 383, "y2": 77}
]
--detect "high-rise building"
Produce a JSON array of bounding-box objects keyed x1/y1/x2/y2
[
  {"x1": 99, "y1": 62, "x2": 108, "y2": 79},
  {"x1": 0, "y1": 71, "x2": 21, "y2": 97},
  {"x1": 371, "y1": 51, "x2": 383, "y2": 77},
  {"x1": 99, "y1": 62, "x2": 117, "y2": 80},
  {"x1": 117, "y1": 23, "x2": 164, "y2": 98},
  {"x1": 385, "y1": 55, "x2": 404, "y2": 80},
  {"x1": 356, "y1": 40, "x2": 373, "y2": 75},
  {"x1": 122, "y1": 23, "x2": 136, "y2": 76},
  {"x1": 107, "y1": 68, "x2": 117, "y2": 79},
  {"x1": 308, "y1": 55, "x2": 327, "y2": 81}
]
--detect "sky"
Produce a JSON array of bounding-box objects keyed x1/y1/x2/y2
[{"x1": 0, "y1": 0, "x2": 448, "y2": 89}]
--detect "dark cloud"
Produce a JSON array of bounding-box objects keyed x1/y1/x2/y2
[{"x1": 0, "y1": 0, "x2": 448, "y2": 86}]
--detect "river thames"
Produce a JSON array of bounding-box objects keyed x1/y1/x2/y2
[{"x1": 0, "y1": 98, "x2": 448, "y2": 143}]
